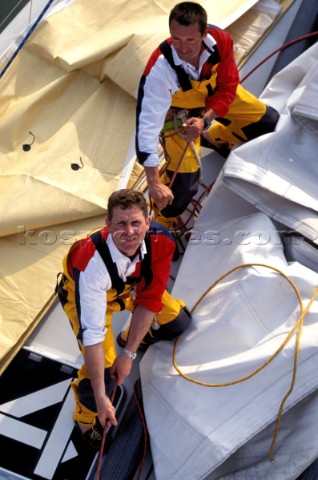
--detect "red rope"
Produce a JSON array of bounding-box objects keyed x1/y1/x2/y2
[
  {"x1": 240, "y1": 31, "x2": 318, "y2": 83},
  {"x1": 133, "y1": 380, "x2": 149, "y2": 480},
  {"x1": 168, "y1": 142, "x2": 191, "y2": 189},
  {"x1": 95, "y1": 383, "x2": 118, "y2": 480},
  {"x1": 94, "y1": 380, "x2": 149, "y2": 480},
  {"x1": 170, "y1": 179, "x2": 215, "y2": 237}
]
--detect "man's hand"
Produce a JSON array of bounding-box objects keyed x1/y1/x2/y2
[
  {"x1": 84, "y1": 343, "x2": 118, "y2": 429},
  {"x1": 145, "y1": 166, "x2": 174, "y2": 210},
  {"x1": 111, "y1": 306, "x2": 155, "y2": 385},
  {"x1": 183, "y1": 116, "x2": 205, "y2": 142},
  {"x1": 148, "y1": 181, "x2": 174, "y2": 210},
  {"x1": 111, "y1": 353, "x2": 133, "y2": 385},
  {"x1": 95, "y1": 392, "x2": 117, "y2": 429},
  {"x1": 183, "y1": 110, "x2": 216, "y2": 142}
]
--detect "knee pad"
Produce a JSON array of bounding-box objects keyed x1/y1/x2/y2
[
  {"x1": 71, "y1": 380, "x2": 98, "y2": 427},
  {"x1": 71, "y1": 368, "x2": 115, "y2": 427},
  {"x1": 242, "y1": 105, "x2": 279, "y2": 140},
  {"x1": 154, "y1": 305, "x2": 192, "y2": 340},
  {"x1": 174, "y1": 305, "x2": 192, "y2": 335}
]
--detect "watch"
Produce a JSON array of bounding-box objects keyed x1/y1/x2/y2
[
  {"x1": 201, "y1": 115, "x2": 212, "y2": 131},
  {"x1": 123, "y1": 348, "x2": 137, "y2": 360}
]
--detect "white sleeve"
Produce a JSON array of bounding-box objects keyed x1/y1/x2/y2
[
  {"x1": 77, "y1": 251, "x2": 112, "y2": 346},
  {"x1": 136, "y1": 56, "x2": 179, "y2": 167}
]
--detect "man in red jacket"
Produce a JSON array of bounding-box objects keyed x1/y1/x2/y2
[
  {"x1": 136, "y1": 1, "x2": 279, "y2": 228},
  {"x1": 57, "y1": 189, "x2": 191, "y2": 447}
]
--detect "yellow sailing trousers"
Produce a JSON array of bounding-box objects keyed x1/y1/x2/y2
[
  {"x1": 157, "y1": 84, "x2": 279, "y2": 225},
  {"x1": 57, "y1": 274, "x2": 191, "y2": 426}
]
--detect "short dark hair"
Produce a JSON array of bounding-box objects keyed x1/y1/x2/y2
[
  {"x1": 169, "y1": 2, "x2": 207, "y2": 35},
  {"x1": 107, "y1": 189, "x2": 148, "y2": 221}
]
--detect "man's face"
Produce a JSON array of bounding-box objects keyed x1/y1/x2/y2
[
  {"x1": 107, "y1": 206, "x2": 150, "y2": 257},
  {"x1": 170, "y1": 20, "x2": 207, "y2": 66}
]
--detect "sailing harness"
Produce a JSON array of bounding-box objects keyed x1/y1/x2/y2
[
  {"x1": 159, "y1": 36, "x2": 221, "y2": 92},
  {"x1": 157, "y1": 38, "x2": 222, "y2": 188},
  {"x1": 90, "y1": 228, "x2": 153, "y2": 298},
  {"x1": 159, "y1": 37, "x2": 220, "y2": 134}
]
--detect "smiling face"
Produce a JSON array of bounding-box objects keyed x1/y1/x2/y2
[
  {"x1": 106, "y1": 205, "x2": 150, "y2": 258},
  {"x1": 170, "y1": 20, "x2": 207, "y2": 67}
]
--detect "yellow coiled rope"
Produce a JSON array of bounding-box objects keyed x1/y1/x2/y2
[{"x1": 172, "y1": 262, "x2": 318, "y2": 462}]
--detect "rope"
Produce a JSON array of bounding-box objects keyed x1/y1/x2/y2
[
  {"x1": 94, "y1": 380, "x2": 149, "y2": 480},
  {"x1": 269, "y1": 287, "x2": 318, "y2": 461},
  {"x1": 169, "y1": 180, "x2": 214, "y2": 239},
  {"x1": 167, "y1": 141, "x2": 190, "y2": 189},
  {"x1": 133, "y1": 380, "x2": 149, "y2": 480},
  {"x1": 95, "y1": 383, "x2": 118, "y2": 480},
  {"x1": 149, "y1": 127, "x2": 194, "y2": 222},
  {"x1": 240, "y1": 31, "x2": 318, "y2": 83},
  {"x1": 0, "y1": 0, "x2": 55, "y2": 80},
  {"x1": 172, "y1": 263, "x2": 318, "y2": 461}
]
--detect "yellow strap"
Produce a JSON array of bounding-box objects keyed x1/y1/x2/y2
[{"x1": 172, "y1": 262, "x2": 318, "y2": 461}]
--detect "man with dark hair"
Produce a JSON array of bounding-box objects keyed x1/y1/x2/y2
[
  {"x1": 136, "y1": 1, "x2": 279, "y2": 228},
  {"x1": 57, "y1": 189, "x2": 191, "y2": 447}
]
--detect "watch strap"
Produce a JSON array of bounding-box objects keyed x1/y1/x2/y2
[
  {"x1": 123, "y1": 348, "x2": 137, "y2": 360},
  {"x1": 201, "y1": 115, "x2": 212, "y2": 131}
]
